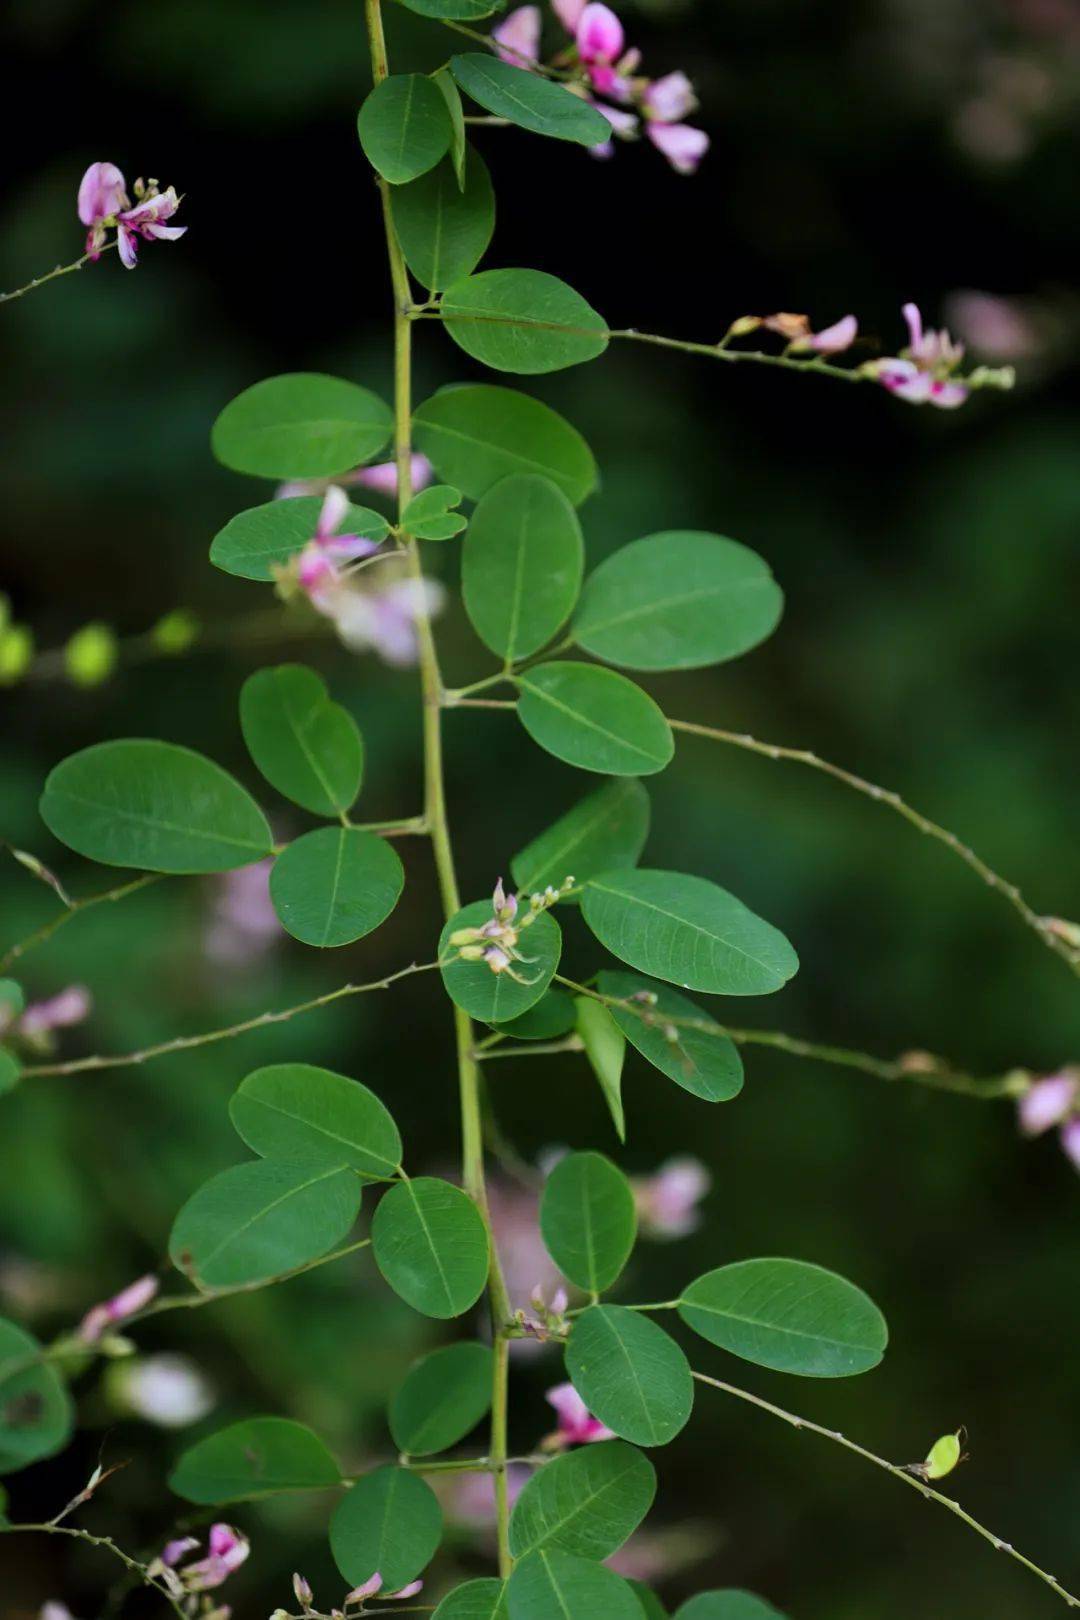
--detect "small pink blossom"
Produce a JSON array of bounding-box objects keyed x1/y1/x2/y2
[
  {"x1": 204, "y1": 858, "x2": 281, "y2": 966},
  {"x1": 545, "y1": 1382, "x2": 615, "y2": 1447},
  {"x1": 1018, "y1": 1071, "x2": 1079, "y2": 1136},
  {"x1": 494, "y1": 5, "x2": 542, "y2": 63},
  {"x1": 170, "y1": 1525, "x2": 250, "y2": 1592},
  {"x1": 797, "y1": 314, "x2": 859, "y2": 355},
  {"x1": 78, "y1": 164, "x2": 185, "y2": 268},
  {"x1": 646, "y1": 121, "x2": 709, "y2": 175},
  {"x1": 18, "y1": 985, "x2": 92, "y2": 1037},
  {"x1": 552, "y1": 0, "x2": 587, "y2": 30},
  {"x1": 277, "y1": 455, "x2": 434, "y2": 503},
  {"x1": 870, "y1": 303, "x2": 969, "y2": 408},
  {"x1": 577, "y1": 3, "x2": 624, "y2": 65},
  {"x1": 345, "y1": 1575, "x2": 424, "y2": 1603},
  {"x1": 1061, "y1": 1116, "x2": 1080, "y2": 1173},
  {"x1": 633, "y1": 1156, "x2": 710, "y2": 1239},
  {"x1": 319, "y1": 576, "x2": 446, "y2": 666},
  {"x1": 78, "y1": 1273, "x2": 159, "y2": 1342},
  {"x1": 78, "y1": 162, "x2": 127, "y2": 256},
  {"x1": 642, "y1": 71, "x2": 697, "y2": 124},
  {"x1": 116, "y1": 186, "x2": 185, "y2": 269}
]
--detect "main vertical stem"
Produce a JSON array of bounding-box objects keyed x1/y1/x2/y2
[{"x1": 362, "y1": 0, "x2": 513, "y2": 1576}]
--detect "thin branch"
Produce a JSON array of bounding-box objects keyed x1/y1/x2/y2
[
  {"x1": 426, "y1": 12, "x2": 572, "y2": 78},
  {"x1": 556, "y1": 975, "x2": 1029, "y2": 1101},
  {"x1": 474, "y1": 1036, "x2": 584, "y2": 1062},
  {"x1": 1, "y1": 872, "x2": 164, "y2": 973},
  {"x1": 693, "y1": 1369, "x2": 1080, "y2": 1612},
  {"x1": 0, "y1": 1522, "x2": 188, "y2": 1616},
  {"x1": 19, "y1": 962, "x2": 440, "y2": 1080},
  {"x1": 0, "y1": 241, "x2": 120, "y2": 305},
  {"x1": 670, "y1": 718, "x2": 1080, "y2": 978}
]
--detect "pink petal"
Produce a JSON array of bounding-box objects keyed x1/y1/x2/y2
[
  {"x1": 297, "y1": 542, "x2": 339, "y2": 596},
  {"x1": 902, "y1": 302, "x2": 924, "y2": 352},
  {"x1": 927, "y1": 378, "x2": 968, "y2": 409},
  {"x1": 355, "y1": 453, "x2": 434, "y2": 497},
  {"x1": 493, "y1": 5, "x2": 541, "y2": 64},
  {"x1": 207, "y1": 1525, "x2": 249, "y2": 1575},
  {"x1": 346, "y1": 1574, "x2": 383, "y2": 1601},
  {"x1": 599, "y1": 105, "x2": 639, "y2": 138},
  {"x1": 317, "y1": 484, "x2": 351, "y2": 540},
  {"x1": 120, "y1": 186, "x2": 181, "y2": 229},
  {"x1": 78, "y1": 161, "x2": 127, "y2": 226},
  {"x1": 646, "y1": 121, "x2": 710, "y2": 175},
  {"x1": 116, "y1": 224, "x2": 139, "y2": 269},
  {"x1": 1061, "y1": 1117, "x2": 1080, "y2": 1172},
  {"x1": 387, "y1": 1582, "x2": 424, "y2": 1600},
  {"x1": 1018, "y1": 1073, "x2": 1079, "y2": 1136},
  {"x1": 644, "y1": 71, "x2": 697, "y2": 123},
  {"x1": 576, "y1": 2, "x2": 624, "y2": 62},
  {"x1": 552, "y1": 0, "x2": 586, "y2": 31},
  {"x1": 144, "y1": 222, "x2": 187, "y2": 242},
  {"x1": 808, "y1": 314, "x2": 858, "y2": 354},
  {"x1": 19, "y1": 985, "x2": 92, "y2": 1035},
  {"x1": 161, "y1": 1536, "x2": 200, "y2": 1568},
  {"x1": 876, "y1": 359, "x2": 932, "y2": 403},
  {"x1": 322, "y1": 533, "x2": 383, "y2": 562}
]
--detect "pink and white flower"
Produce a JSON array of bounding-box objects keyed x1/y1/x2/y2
[
  {"x1": 494, "y1": 5, "x2": 542, "y2": 64},
  {"x1": 204, "y1": 858, "x2": 282, "y2": 967},
  {"x1": 277, "y1": 454, "x2": 435, "y2": 503},
  {"x1": 153, "y1": 1524, "x2": 249, "y2": 1593},
  {"x1": 16, "y1": 985, "x2": 92, "y2": 1038},
  {"x1": 78, "y1": 162, "x2": 128, "y2": 258},
  {"x1": 345, "y1": 1575, "x2": 425, "y2": 1603},
  {"x1": 78, "y1": 1273, "x2": 159, "y2": 1342},
  {"x1": 642, "y1": 71, "x2": 697, "y2": 124},
  {"x1": 576, "y1": 4, "x2": 630, "y2": 97},
  {"x1": 1018, "y1": 1070, "x2": 1078, "y2": 1136},
  {"x1": 77, "y1": 163, "x2": 185, "y2": 269},
  {"x1": 796, "y1": 313, "x2": 859, "y2": 355},
  {"x1": 633, "y1": 1156, "x2": 710, "y2": 1239},
  {"x1": 645, "y1": 120, "x2": 709, "y2": 175},
  {"x1": 545, "y1": 1382, "x2": 615, "y2": 1447},
  {"x1": 869, "y1": 303, "x2": 969, "y2": 408}
]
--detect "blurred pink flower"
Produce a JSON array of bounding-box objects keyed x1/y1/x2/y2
[
  {"x1": 1061, "y1": 1117, "x2": 1080, "y2": 1173},
  {"x1": 642, "y1": 71, "x2": 696, "y2": 124},
  {"x1": 277, "y1": 454, "x2": 434, "y2": 503},
  {"x1": 78, "y1": 1272, "x2": 159, "y2": 1342},
  {"x1": 205, "y1": 858, "x2": 281, "y2": 966},
  {"x1": 321, "y1": 575, "x2": 446, "y2": 666},
  {"x1": 869, "y1": 303, "x2": 968, "y2": 408},
  {"x1": 944, "y1": 290, "x2": 1040, "y2": 361},
  {"x1": 645, "y1": 121, "x2": 710, "y2": 175},
  {"x1": 17, "y1": 985, "x2": 92, "y2": 1037},
  {"x1": 576, "y1": 3, "x2": 631, "y2": 97},
  {"x1": 552, "y1": 0, "x2": 586, "y2": 29},
  {"x1": 799, "y1": 314, "x2": 859, "y2": 355},
  {"x1": 444, "y1": 1463, "x2": 531, "y2": 1532},
  {"x1": 1018, "y1": 1071, "x2": 1078, "y2": 1136},
  {"x1": 486, "y1": 1177, "x2": 564, "y2": 1320},
  {"x1": 346, "y1": 1575, "x2": 424, "y2": 1602},
  {"x1": 156, "y1": 1524, "x2": 249, "y2": 1593},
  {"x1": 633, "y1": 1156, "x2": 710, "y2": 1239},
  {"x1": 494, "y1": 5, "x2": 542, "y2": 63},
  {"x1": 545, "y1": 1382, "x2": 615, "y2": 1446},
  {"x1": 78, "y1": 162, "x2": 127, "y2": 257}
]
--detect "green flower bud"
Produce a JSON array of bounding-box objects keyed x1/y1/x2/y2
[
  {"x1": 152, "y1": 608, "x2": 200, "y2": 654},
  {"x1": 0, "y1": 625, "x2": 33, "y2": 685},
  {"x1": 65, "y1": 622, "x2": 118, "y2": 687}
]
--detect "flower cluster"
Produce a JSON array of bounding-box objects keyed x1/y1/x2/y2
[
  {"x1": 446, "y1": 877, "x2": 574, "y2": 980},
  {"x1": 148, "y1": 1523, "x2": 249, "y2": 1603},
  {"x1": 493, "y1": 1, "x2": 709, "y2": 174},
  {"x1": 516, "y1": 1281, "x2": 570, "y2": 1341},
  {"x1": 282, "y1": 1571, "x2": 423, "y2": 1617},
  {"x1": 0, "y1": 984, "x2": 91, "y2": 1048},
  {"x1": 77, "y1": 163, "x2": 185, "y2": 269},
  {"x1": 1018, "y1": 1068, "x2": 1080, "y2": 1172},
  {"x1": 632, "y1": 1156, "x2": 710, "y2": 1238}
]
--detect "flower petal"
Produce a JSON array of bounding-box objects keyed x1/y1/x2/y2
[
  {"x1": 646, "y1": 121, "x2": 710, "y2": 175},
  {"x1": 78, "y1": 161, "x2": 127, "y2": 226},
  {"x1": 493, "y1": 5, "x2": 542, "y2": 64},
  {"x1": 576, "y1": 2, "x2": 624, "y2": 63}
]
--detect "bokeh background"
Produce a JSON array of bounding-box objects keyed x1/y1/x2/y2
[{"x1": 2, "y1": 0, "x2": 1079, "y2": 1615}]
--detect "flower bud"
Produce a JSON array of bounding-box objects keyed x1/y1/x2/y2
[
  {"x1": 65, "y1": 622, "x2": 118, "y2": 687},
  {"x1": 293, "y1": 1573, "x2": 313, "y2": 1606}
]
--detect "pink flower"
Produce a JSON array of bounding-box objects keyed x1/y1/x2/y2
[
  {"x1": 116, "y1": 185, "x2": 185, "y2": 269},
  {"x1": 901, "y1": 302, "x2": 964, "y2": 370},
  {"x1": 1018, "y1": 1071, "x2": 1079, "y2": 1137},
  {"x1": 645, "y1": 121, "x2": 709, "y2": 175},
  {"x1": 642, "y1": 71, "x2": 697, "y2": 124},
  {"x1": 204, "y1": 859, "x2": 281, "y2": 967},
  {"x1": 552, "y1": 0, "x2": 586, "y2": 30},
  {"x1": 870, "y1": 302, "x2": 968, "y2": 408},
  {"x1": 78, "y1": 162, "x2": 127, "y2": 257},
  {"x1": 633, "y1": 1156, "x2": 710, "y2": 1239},
  {"x1": 277, "y1": 455, "x2": 434, "y2": 503},
  {"x1": 576, "y1": 3, "x2": 633, "y2": 98},
  {"x1": 321, "y1": 576, "x2": 446, "y2": 666},
  {"x1": 796, "y1": 314, "x2": 859, "y2": 355},
  {"x1": 545, "y1": 1382, "x2": 615, "y2": 1447},
  {"x1": 1061, "y1": 1117, "x2": 1080, "y2": 1173},
  {"x1": 77, "y1": 164, "x2": 185, "y2": 269},
  {"x1": 78, "y1": 1273, "x2": 159, "y2": 1343},
  {"x1": 444, "y1": 1464, "x2": 531, "y2": 1531},
  {"x1": 168, "y1": 1525, "x2": 250, "y2": 1593},
  {"x1": 345, "y1": 1575, "x2": 424, "y2": 1603},
  {"x1": 588, "y1": 103, "x2": 639, "y2": 160},
  {"x1": 18, "y1": 985, "x2": 92, "y2": 1037},
  {"x1": 494, "y1": 5, "x2": 542, "y2": 64}
]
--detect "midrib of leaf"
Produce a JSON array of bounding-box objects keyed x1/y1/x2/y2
[
  {"x1": 317, "y1": 830, "x2": 350, "y2": 946},
  {"x1": 588, "y1": 879, "x2": 778, "y2": 974},
  {"x1": 196, "y1": 1166, "x2": 345, "y2": 1274},
  {"x1": 522, "y1": 1454, "x2": 639, "y2": 1554},
  {"x1": 283, "y1": 681, "x2": 345, "y2": 810},
  {"x1": 579, "y1": 576, "x2": 767, "y2": 637},
  {"x1": 520, "y1": 681, "x2": 667, "y2": 767},
  {"x1": 243, "y1": 1092, "x2": 398, "y2": 1175},
  {"x1": 49, "y1": 789, "x2": 266, "y2": 853},
  {"x1": 516, "y1": 786, "x2": 629, "y2": 891},
  {"x1": 595, "y1": 1313, "x2": 659, "y2": 1444},
  {"x1": 404, "y1": 1182, "x2": 456, "y2": 1313}
]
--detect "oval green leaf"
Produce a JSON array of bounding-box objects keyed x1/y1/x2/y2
[
  {"x1": 440, "y1": 901, "x2": 561, "y2": 1022},
  {"x1": 463, "y1": 475, "x2": 584, "y2": 660},
  {"x1": 169, "y1": 1160, "x2": 362, "y2": 1289},
  {"x1": 581, "y1": 870, "x2": 798, "y2": 995},
  {"x1": 400, "y1": 0, "x2": 497, "y2": 15},
  {"x1": 0, "y1": 1316, "x2": 73, "y2": 1474},
  {"x1": 211, "y1": 496, "x2": 389, "y2": 582},
  {"x1": 540, "y1": 1152, "x2": 636, "y2": 1293},
  {"x1": 414, "y1": 385, "x2": 597, "y2": 506},
  {"x1": 512, "y1": 780, "x2": 650, "y2": 900},
  {"x1": 507, "y1": 1550, "x2": 643, "y2": 1620},
  {"x1": 169, "y1": 1416, "x2": 340, "y2": 1503},
  {"x1": 442, "y1": 269, "x2": 609, "y2": 375},
  {"x1": 435, "y1": 1580, "x2": 509, "y2": 1620},
  {"x1": 451, "y1": 56, "x2": 613, "y2": 147},
  {"x1": 40, "y1": 740, "x2": 273, "y2": 873},
  {"x1": 573, "y1": 533, "x2": 783, "y2": 671},
  {"x1": 517, "y1": 664, "x2": 673, "y2": 778},
  {"x1": 491, "y1": 989, "x2": 577, "y2": 1041},
  {"x1": 331, "y1": 1465, "x2": 442, "y2": 1592},
  {"x1": 509, "y1": 1440, "x2": 655, "y2": 1561},
  {"x1": 565, "y1": 1305, "x2": 693, "y2": 1448},
  {"x1": 358, "y1": 74, "x2": 451, "y2": 185},
  {"x1": 240, "y1": 664, "x2": 363, "y2": 817},
  {"x1": 270, "y1": 827, "x2": 404, "y2": 947},
  {"x1": 599, "y1": 972, "x2": 743, "y2": 1103},
  {"x1": 674, "y1": 1595, "x2": 788, "y2": 1620},
  {"x1": 212, "y1": 374, "x2": 393, "y2": 479},
  {"x1": 393, "y1": 148, "x2": 495, "y2": 291},
  {"x1": 575, "y1": 999, "x2": 626, "y2": 1141},
  {"x1": 372, "y1": 1177, "x2": 490, "y2": 1319},
  {"x1": 678, "y1": 1258, "x2": 888, "y2": 1378},
  {"x1": 389, "y1": 1341, "x2": 494, "y2": 1456},
  {"x1": 230, "y1": 1063, "x2": 402, "y2": 1179}
]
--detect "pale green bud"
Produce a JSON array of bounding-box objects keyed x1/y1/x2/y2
[
  {"x1": 65, "y1": 622, "x2": 118, "y2": 687},
  {"x1": 0, "y1": 625, "x2": 33, "y2": 685}
]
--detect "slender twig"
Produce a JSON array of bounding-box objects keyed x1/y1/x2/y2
[
  {"x1": 0, "y1": 1522, "x2": 188, "y2": 1616},
  {"x1": 428, "y1": 13, "x2": 572, "y2": 78},
  {"x1": 556, "y1": 975, "x2": 1029, "y2": 1101},
  {"x1": 19, "y1": 962, "x2": 439, "y2": 1079},
  {"x1": 0, "y1": 241, "x2": 120, "y2": 305},
  {"x1": 693, "y1": 1369, "x2": 1080, "y2": 1611},
  {"x1": 670, "y1": 718, "x2": 1080, "y2": 977},
  {"x1": 475, "y1": 1036, "x2": 584, "y2": 1061},
  {"x1": 1, "y1": 872, "x2": 164, "y2": 973}
]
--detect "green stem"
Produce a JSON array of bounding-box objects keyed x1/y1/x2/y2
[
  {"x1": 364, "y1": 0, "x2": 514, "y2": 1577},
  {"x1": 0, "y1": 241, "x2": 120, "y2": 305},
  {"x1": 693, "y1": 1369, "x2": 1080, "y2": 1612},
  {"x1": 1, "y1": 1522, "x2": 188, "y2": 1616},
  {"x1": 1, "y1": 871, "x2": 163, "y2": 973}
]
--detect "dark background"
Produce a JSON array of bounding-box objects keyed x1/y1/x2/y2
[{"x1": 2, "y1": 0, "x2": 1079, "y2": 1615}]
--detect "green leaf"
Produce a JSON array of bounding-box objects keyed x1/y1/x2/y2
[
  {"x1": 451, "y1": 55, "x2": 613, "y2": 146},
  {"x1": 372, "y1": 1177, "x2": 490, "y2": 1319},
  {"x1": 212, "y1": 374, "x2": 393, "y2": 479},
  {"x1": 512, "y1": 781, "x2": 650, "y2": 900},
  {"x1": 230, "y1": 1064, "x2": 402, "y2": 1180},
  {"x1": 393, "y1": 149, "x2": 495, "y2": 292},
  {"x1": 674, "y1": 1595, "x2": 788, "y2": 1620},
  {"x1": 442, "y1": 269, "x2": 609, "y2": 375},
  {"x1": 434, "y1": 1579, "x2": 509, "y2": 1620},
  {"x1": 517, "y1": 664, "x2": 673, "y2": 777},
  {"x1": 678, "y1": 1258, "x2": 888, "y2": 1378},
  {"x1": 389, "y1": 1342, "x2": 494, "y2": 1455},
  {"x1": 358, "y1": 74, "x2": 452, "y2": 185},
  {"x1": 440, "y1": 901, "x2": 561, "y2": 1022},
  {"x1": 169, "y1": 1160, "x2": 362, "y2": 1289},
  {"x1": 433, "y1": 68, "x2": 468, "y2": 187},
  {"x1": 331, "y1": 1465, "x2": 442, "y2": 1592},
  {"x1": 573, "y1": 533, "x2": 783, "y2": 671},
  {"x1": 565, "y1": 1305, "x2": 693, "y2": 1448},
  {"x1": 270, "y1": 827, "x2": 404, "y2": 947},
  {"x1": 463, "y1": 475, "x2": 584, "y2": 660},
  {"x1": 40, "y1": 740, "x2": 273, "y2": 873},
  {"x1": 631, "y1": 1583, "x2": 670, "y2": 1620},
  {"x1": 0, "y1": 982, "x2": 25, "y2": 1022},
  {"x1": 491, "y1": 989, "x2": 577, "y2": 1041},
  {"x1": 0, "y1": 1316, "x2": 73, "y2": 1474},
  {"x1": 540, "y1": 1151, "x2": 636, "y2": 1292},
  {"x1": 400, "y1": 0, "x2": 498, "y2": 20},
  {"x1": 240, "y1": 664, "x2": 363, "y2": 817},
  {"x1": 401, "y1": 483, "x2": 468, "y2": 541},
  {"x1": 581, "y1": 870, "x2": 798, "y2": 996},
  {"x1": 169, "y1": 1416, "x2": 340, "y2": 1503},
  {"x1": 0, "y1": 1050, "x2": 21, "y2": 1097},
  {"x1": 211, "y1": 496, "x2": 389, "y2": 582},
  {"x1": 575, "y1": 999, "x2": 626, "y2": 1140},
  {"x1": 507, "y1": 1550, "x2": 643, "y2": 1620},
  {"x1": 414, "y1": 385, "x2": 597, "y2": 506},
  {"x1": 509, "y1": 1440, "x2": 654, "y2": 1561},
  {"x1": 599, "y1": 972, "x2": 743, "y2": 1103}
]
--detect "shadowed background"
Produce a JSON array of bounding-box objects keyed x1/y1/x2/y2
[{"x1": 1, "y1": 0, "x2": 1079, "y2": 1615}]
